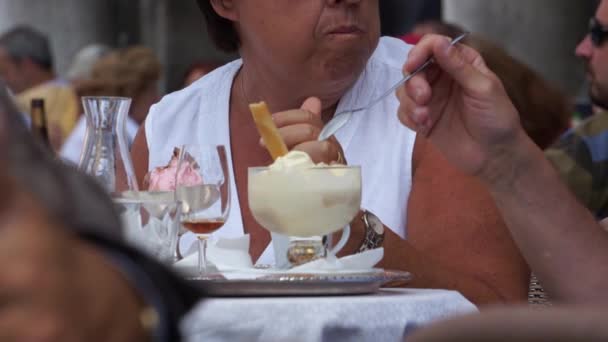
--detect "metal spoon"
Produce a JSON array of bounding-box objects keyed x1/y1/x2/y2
[{"x1": 318, "y1": 32, "x2": 469, "y2": 141}]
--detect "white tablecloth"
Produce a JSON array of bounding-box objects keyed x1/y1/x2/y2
[{"x1": 181, "y1": 289, "x2": 477, "y2": 342}]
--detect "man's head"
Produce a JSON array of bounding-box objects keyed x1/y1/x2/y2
[
  {"x1": 576, "y1": 0, "x2": 608, "y2": 108},
  {"x1": 0, "y1": 26, "x2": 54, "y2": 94}
]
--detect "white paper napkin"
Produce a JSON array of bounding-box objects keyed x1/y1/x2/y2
[
  {"x1": 288, "y1": 248, "x2": 384, "y2": 273},
  {"x1": 173, "y1": 235, "x2": 254, "y2": 276},
  {"x1": 173, "y1": 234, "x2": 384, "y2": 280},
  {"x1": 121, "y1": 208, "x2": 177, "y2": 265}
]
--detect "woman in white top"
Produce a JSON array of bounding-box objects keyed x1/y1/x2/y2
[{"x1": 132, "y1": 0, "x2": 529, "y2": 305}]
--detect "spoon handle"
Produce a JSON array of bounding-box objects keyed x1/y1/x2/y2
[
  {"x1": 366, "y1": 32, "x2": 469, "y2": 110},
  {"x1": 318, "y1": 32, "x2": 468, "y2": 141}
]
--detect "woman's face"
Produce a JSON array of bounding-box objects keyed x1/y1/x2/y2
[{"x1": 233, "y1": 0, "x2": 380, "y2": 90}]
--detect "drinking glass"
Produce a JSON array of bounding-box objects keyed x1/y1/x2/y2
[
  {"x1": 175, "y1": 145, "x2": 230, "y2": 278},
  {"x1": 113, "y1": 193, "x2": 181, "y2": 265}
]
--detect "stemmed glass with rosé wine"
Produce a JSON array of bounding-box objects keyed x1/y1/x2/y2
[{"x1": 175, "y1": 145, "x2": 230, "y2": 278}]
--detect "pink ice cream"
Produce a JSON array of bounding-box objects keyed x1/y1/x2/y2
[{"x1": 146, "y1": 148, "x2": 203, "y2": 191}]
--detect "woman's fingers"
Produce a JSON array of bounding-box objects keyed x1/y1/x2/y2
[
  {"x1": 272, "y1": 109, "x2": 323, "y2": 128},
  {"x1": 432, "y1": 38, "x2": 492, "y2": 92},
  {"x1": 292, "y1": 139, "x2": 341, "y2": 165},
  {"x1": 405, "y1": 73, "x2": 432, "y2": 107},
  {"x1": 269, "y1": 124, "x2": 321, "y2": 149}
]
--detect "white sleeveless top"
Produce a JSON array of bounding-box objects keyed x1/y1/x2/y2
[{"x1": 146, "y1": 37, "x2": 416, "y2": 264}]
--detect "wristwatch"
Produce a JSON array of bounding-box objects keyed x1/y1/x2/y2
[{"x1": 357, "y1": 211, "x2": 385, "y2": 253}]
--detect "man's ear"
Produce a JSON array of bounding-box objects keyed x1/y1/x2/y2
[{"x1": 210, "y1": 0, "x2": 238, "y2": 21}]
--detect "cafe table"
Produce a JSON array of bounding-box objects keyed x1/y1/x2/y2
[{"x1": 181, "y1": 288, "x2": 477, "y2": 342}]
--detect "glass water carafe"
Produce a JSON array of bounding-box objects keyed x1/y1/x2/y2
[{"x1": 78, "y1": 96, "x2": 139, "y2": 195}]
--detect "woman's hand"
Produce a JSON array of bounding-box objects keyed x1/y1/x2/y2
[
  {"x1": 396, "y1": 34, "x2": 525, "y2": 182},
  {"x1": 261, "y1": 97, "x2": 345, "y2": 164}
]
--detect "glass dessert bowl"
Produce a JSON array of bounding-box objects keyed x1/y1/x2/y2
[{"x1": 248, "y1": 151, "x2": 362, "y2": 267}]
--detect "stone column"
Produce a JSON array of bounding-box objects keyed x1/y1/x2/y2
[
  {"x1": 443, "y1": 0, "x2": 595, "y2": 96},
  {"x1": 0, "y1": 0, "x2": 116, "y2": 76}
]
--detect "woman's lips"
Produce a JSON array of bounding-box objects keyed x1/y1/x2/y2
[{"x1": 327, "y1": 25, "x2": 364, "y2": 36}]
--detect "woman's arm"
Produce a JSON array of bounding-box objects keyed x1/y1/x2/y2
[
  {"x1": 342, "y1": 136, "x2": 530, "y2": 305},
  {"x1": 404, "y1": 136, "x2": 529, "y2": 304},
  {"x1": 130, "y1": 124, "x2": 150, "y2": 189}
]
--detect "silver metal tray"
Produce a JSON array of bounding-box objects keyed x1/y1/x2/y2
[{"x1": 191, "y1": 270, "x2": 412, "y2": 297}]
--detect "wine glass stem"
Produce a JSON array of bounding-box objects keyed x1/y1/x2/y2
[
  {"x1": 197, "y1": 235, "x2": 208, "y2": 277},
  {"x1": 175, "y1": 233, "x2": 184, "y2": 261}
]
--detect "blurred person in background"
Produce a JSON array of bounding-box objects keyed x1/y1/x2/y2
[
  {"x1": 0, "y1": 25, "x2": 78, "y2": 150},
  {"x1": 0, "y1": 82, "x2": 201, "y2": 341},
  {"x1": 64, "y1": 43, "x2": 113, "y2": 124},
  {"x1": 466, "y1": 35, "x2": 572, "y2": 150},
  {"x1": 66, "y1": 43, "x2": 112, "y2": 86},
  {"x1": 402, "y1": 22, "x2": 572, "y2": 150},
  {"x1": 406, "y1": 20, "x2": 465, "y2": 41},
  {"x1": 60, "y1": 46, "x2": 161, "y2": 165},
  {"x1": 182, "y1": 61, "x2": 222, "y2": 88},
  {"x1": 546, "y1": 0, "x2": 608, "y2": 219}
]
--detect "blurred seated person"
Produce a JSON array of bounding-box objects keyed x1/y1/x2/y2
[
  {"x1": 546, "y1": 12, "x2": 608, "y2": 219},
  {"x1": 0, "y1": 26, "x2": 78, "y2": 149},
  {"x1": 406, "y1": 19, "x2": 465, "y2": 41},
  {"x1": 548, "y1": 112, "x2": 608, "y2": 219},
  {"x1": 0, "y1": 82, "x2": 200, "y2": 341},
  {"x1": 182, "y1": 61, "x2": 222, "y2": 87},
  {"x1": 64, "y1": 43, "x2": 113, "y2": 122},
  {"x1": 131, "y1": 0, "x2": 530, "y2": 305},
  {"x1": 66, "y1": 43, "x2": 112, "y2": 87},
  {"x1": 402, "y1": 22, "x2": 571, "y2": 150},
  {"x1": 60, "y1": 46, "x2": 161, "y2": 165},
  {"x1": 466, "y1": 35, "x2": 571, "y2": 149}
]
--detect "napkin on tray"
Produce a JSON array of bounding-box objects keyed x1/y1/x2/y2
[
  {"x1": 173, "y1": 234, "x2": 384, "y2": 279},
  {"x1": 173, "y1": 235, "x2": 254, "y2": 276},
  {"x1": 288, "y1": 248, "x2": 384, "y2": 273}
]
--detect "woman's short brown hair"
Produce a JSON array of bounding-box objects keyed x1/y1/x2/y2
[{"x1": 196, "y1": 0, "x2": 240, "y2": 52}]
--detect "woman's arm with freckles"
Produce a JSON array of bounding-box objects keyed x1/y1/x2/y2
[
  {"x1": 403, "y1": 136, "x2": 530, "y2": 304},
  {"x1": 341, "y1": 136, "x2": 530, "y2": 305},
  {"x1": 130, "y1": 124, "x2": 149, "y2": 189}
]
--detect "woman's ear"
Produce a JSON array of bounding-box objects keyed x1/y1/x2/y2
[{"x1": 210, "y1": 0, "x2": 238, "y2": 21}]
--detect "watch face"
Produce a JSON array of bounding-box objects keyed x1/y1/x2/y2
[{"x1": 367, "y1": 212, "x2": 384, "y2": 234}]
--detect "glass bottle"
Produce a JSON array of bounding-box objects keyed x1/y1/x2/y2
[{"x1": 30, "y1": 98, "x2": 52, "y2": 149}]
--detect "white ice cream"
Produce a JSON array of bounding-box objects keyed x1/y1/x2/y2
[{"x1": 248, "y1": 151, "x2": 361, "y2": 237}]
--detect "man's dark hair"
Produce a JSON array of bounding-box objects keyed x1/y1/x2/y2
[
  {"x1": 0, "y1": 26, "x2": 54, "y2": 71},
  {"x1": 196, "y1": 0, "x2": 240, "y2": 52}
]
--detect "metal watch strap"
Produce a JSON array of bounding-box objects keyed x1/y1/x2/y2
[{"x1": 357, "y1": 211, "x2": 385, "y2": 253}]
